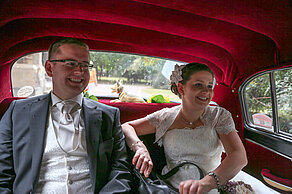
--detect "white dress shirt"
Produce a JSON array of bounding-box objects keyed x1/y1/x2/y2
[{"x1": 35, "y1": 93, "x2": 93, "y2": 194}]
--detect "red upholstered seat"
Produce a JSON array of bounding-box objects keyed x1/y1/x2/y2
[
  {"x1": 98, "y1": 99, "x2": 179, "y2": 123},
  {"x1": 0, "y1": 98, "x2": 179, "y2": 123}
]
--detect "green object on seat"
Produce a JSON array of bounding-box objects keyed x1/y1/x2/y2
[
  {"x1": 84, "y1": 91, "x2": 98, "y2": 102},
  {"x1": 89, "y1": 95, "x2": 99, "y2": 102},
  {"x1": 151, "y1": 95, "x2": 165, "y2": 103},
  {"x1": 147, "y1": 94, "x2": 170, "y2": 103}
]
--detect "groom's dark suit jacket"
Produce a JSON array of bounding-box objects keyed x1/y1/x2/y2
[{"x1": 0, "y1": 94, "x2": 132, "y2": 194}]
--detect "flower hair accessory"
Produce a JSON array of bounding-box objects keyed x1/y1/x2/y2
[{"x1": 170, "y1": 64, "x2": 186, "y2": 85}]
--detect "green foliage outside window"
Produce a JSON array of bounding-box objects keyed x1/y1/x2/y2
[
  {"x1": 275, "y1": 69, "x2": 292, "y2": 134},
  {"x1": 245, "y1": 73, "x2": 272, "y2": 118},
  {"x1": 90, "y1": 52, "x2": 168, "y2": 88}
]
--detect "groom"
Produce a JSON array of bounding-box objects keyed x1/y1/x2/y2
[{"x1": 0, "y1": 38, "x2": 132, "y2": 193}]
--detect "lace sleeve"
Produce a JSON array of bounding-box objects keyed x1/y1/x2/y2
[
  {"x1": 145, "y1": 107, "x2": 169, "y2": 129},
  {"x1": 146, "y1": 105, "x2": 180, "y2": 145},
  {"x1": 214, "y1": 108, "x2": 237, "y2": 135}
]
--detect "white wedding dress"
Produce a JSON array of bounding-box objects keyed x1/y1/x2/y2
[{"x1": 146, "y1": 105, "x2": 279, "y2": 194}]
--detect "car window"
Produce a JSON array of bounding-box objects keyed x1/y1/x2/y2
[
  {"x1": 11, "y1": 52, "x2": 51, "y2": 97},
  {"x1": 11, "y1": 51, "x2": 184, "y2": 102},
  {"x1": 243, "y1": 68, "x2": 291, "y2": 136},
  {"x1": 244, "y1": 73, "x2": 273, "y2": 130}
]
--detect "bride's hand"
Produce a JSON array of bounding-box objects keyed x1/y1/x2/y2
[
  {"x1": 179, "y1": 178, "x2": 215, "y2": 194},
  {"x1": 132, "y1": 142, "x2": 153, "y2": 178}
]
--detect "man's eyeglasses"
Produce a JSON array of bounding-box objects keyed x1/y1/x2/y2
[{"x1": 49, "y1": 59, "x2": 93, "y2": 70}]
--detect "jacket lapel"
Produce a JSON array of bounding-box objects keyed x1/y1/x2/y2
[
  {"x1": 83, "y1": 98, "x2": 102, "y2": 191},
  {"x1": 29, "y1": 94, "x2": 50, "y2": 189}
]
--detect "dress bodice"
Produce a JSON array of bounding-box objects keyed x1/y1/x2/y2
[
  {"x1": 162, "y1": 127, "x2": 222, "y2": 175},
  {"x1": 146, "y1": 105, "x2": 236, "y2": 192}
]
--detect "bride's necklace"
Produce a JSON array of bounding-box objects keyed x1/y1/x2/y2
[{"x1": 180, "y1": 113, "x2": 197, "y2": 126}]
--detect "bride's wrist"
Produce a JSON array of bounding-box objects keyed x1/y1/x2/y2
[
  {"x1": 201, "y1": 173, "x2": 219, "y2": 190},
  {"x1": 207, "y1": 172, "x2": 221, "y2": 190},
  {"x1": 130, "y1": 140, "x2": 144, "y2": 151}
]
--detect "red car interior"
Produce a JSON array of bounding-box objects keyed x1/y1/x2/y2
[{"x1": 0, "y1": 0, "x2": 291, "y2": 191}]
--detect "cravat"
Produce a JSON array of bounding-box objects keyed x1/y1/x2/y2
[{"x1": 56, "y1": 101, "x2": 80, "y2": 153}]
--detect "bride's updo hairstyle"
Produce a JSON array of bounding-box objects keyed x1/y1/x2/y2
[{"x1": 170, "y1": 63, "x2": 215, "y2": 98}]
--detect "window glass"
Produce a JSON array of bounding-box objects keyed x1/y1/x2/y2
[
  {"x1": 244, "y1": 73, "x2": 273, "y2": 131},
  {"x1": 11, "y1": 51, "x2": 183, "y2": 102},
  {"x1": 11, "y1": 52, "x2": 51, "y2": 97},
  {"x1": 274, "y1": 69, "x2": 292, "y2": 134}
]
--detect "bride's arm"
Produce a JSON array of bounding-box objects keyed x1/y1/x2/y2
[
  {"x1": 122, "y1": 118, "x2": 156, "y2": 177},
  {"x1": 213, "y1": 131, "x2": 248, "y2": 184}
]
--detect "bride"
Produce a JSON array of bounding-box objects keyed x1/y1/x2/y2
[{"x1": 122, "y1": 63, "x2": 278, "y2": 193}]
